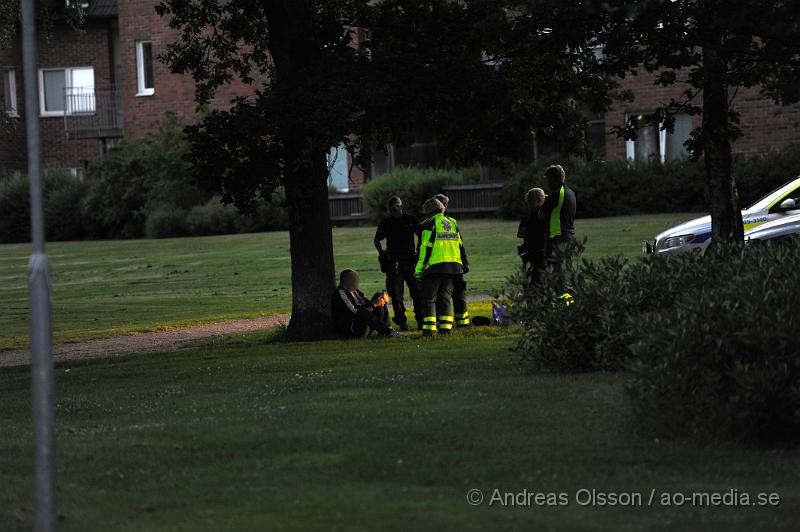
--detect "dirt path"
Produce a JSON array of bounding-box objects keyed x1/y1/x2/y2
[
  {"x1": 0, "y1": 295, "x2": 496, "y2": 369},
  {"x1": 0, "y1": 315, "x2": 289, "y2": 368}
]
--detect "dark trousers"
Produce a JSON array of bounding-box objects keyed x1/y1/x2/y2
[
  {"x1": 419, "y1": 273, "x2": 454, "y2": 334},
  {"x1": 385, "y1": 258, "x2": 420, "y2": 326},
  {"x1": 350, "y1": 306, "x2": 391, "y2": 338},
  {"x1": 451, "y1": 275, "x2": 469, "y2": 327}
]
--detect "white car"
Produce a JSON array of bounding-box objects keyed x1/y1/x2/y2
[
  {"x1": 643, "y1": 177, "x2": 800, "y2": 254},
  {"x1": 744, "y1": 212, "x2": 800, "y2": 245}
]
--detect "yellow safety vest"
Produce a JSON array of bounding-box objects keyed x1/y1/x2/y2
[
  {"x1": 415, "y1": 213, "x2": 463, "y2": 277},
  {"x1": 549, "y1": 185, "x2": 565, "y2": 238}
]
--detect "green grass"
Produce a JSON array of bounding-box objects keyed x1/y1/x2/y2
[
  {"x1": 0, "y1": 214, "x2": 695, "y2": 350},
  {"x1": 0, "y1": 328, "x2": 797, "y2": 531}
]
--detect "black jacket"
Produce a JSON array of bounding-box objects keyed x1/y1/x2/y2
[
  {"x1": 543, "y1": 185, "x2": 577, "y2": 238},
  {"x1": 331, "y1": 285, "x2": 369, "y2": 334}
]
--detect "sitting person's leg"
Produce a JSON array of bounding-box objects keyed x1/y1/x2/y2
[{"x1": 355, "y1": 306, "x2": 392, "y2": 336}]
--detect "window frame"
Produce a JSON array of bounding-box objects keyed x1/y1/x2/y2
[
  {"x1": 136, "y1": 41, "x2": 155, "y2": 97},
  {"x1": 37, "y1": 66, "x2": 95, "y2": 118},
  {"x1": 3, "y1": 67, "x2": 18, "y2": 117}
]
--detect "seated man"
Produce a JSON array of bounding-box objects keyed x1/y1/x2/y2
[{"x1": 331, "y1": 269, "x2": 400, "y2": 338}]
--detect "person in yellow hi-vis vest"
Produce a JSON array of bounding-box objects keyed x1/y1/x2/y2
[
  {"x1": 542, "y1": 165, "x2": 577, "y2": 269},
  {"x1": 415, "y1": 197, "x2": 469, "y2": 336},
  {"x1": 434, "y1": 193, "x2": 469, "y2": 328}
]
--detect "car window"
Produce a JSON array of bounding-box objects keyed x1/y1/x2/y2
[{"x1": 747, "y1": 179, "x2": 800, "y2": 212}]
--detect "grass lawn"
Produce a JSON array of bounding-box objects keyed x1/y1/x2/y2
[
  {"x1": 0, "y1": 213, "x2": 695, "y2": 350},
  {"x1": 1, "y1": 327, "x2": 797, "y2": 531}
]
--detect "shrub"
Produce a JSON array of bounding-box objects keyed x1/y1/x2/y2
[
  {"x1": 145, "y1": 206, "x2": 189, "y2": 239},
  {"x1": 44, "y1": 174, "x2": 90, "y2": 242},
  {"x1": 499, "y1": 157, "x2": 706, "y2": 220},
  {"x1": 84, "y1": 113, "x2": 208, "y2": 239},
  {"x1": 629, "y1": 241, "x2": 800, "y2": 443},
  {"x1": 362, "y1": 167, "x2": 473, "y2": 223},
  {"x1": 0, "y1": 171, "x2": 91, "y2": 243},
  {"x1": 0, "y1": 172, "x2": 31, "y2": 243},
  {"x1": 187, "y1": 196, "x2": 240, "y2": 236},
  {"x1": 507, "y1": 238, "x2": 800, "y2": 443},
  {"x1": 499, "y1": 143, "x2": 800, "y2": 221}
]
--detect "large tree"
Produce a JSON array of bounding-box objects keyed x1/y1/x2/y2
[
  {"x1": 598, "y1": 0, "x2": 800, "y2": 244},
  {"x1": 156, "y1": 0, "x2": 618, "y2": 338}
]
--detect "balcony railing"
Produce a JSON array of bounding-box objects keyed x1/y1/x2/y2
[{"x1": 63, "y1": 86, "x2": 123, "y2": 139}]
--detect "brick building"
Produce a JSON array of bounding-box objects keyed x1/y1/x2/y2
[
  {"x1": 2, "y1": 2, "x2": 799, "y2": 187},
  {"x1": 602, "y1": 70, "x2": 800, "y2": 163}
]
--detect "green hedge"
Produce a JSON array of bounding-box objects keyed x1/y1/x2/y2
[
  {"x1": 500, "y1": 144, "x2": 800, "y2": 220},
  {"x1": 361, "y1": 167, "x2": 477, "y2": 223},
  {"x1": 507, "y1": 238, "x2": 800, "y2": 443},
  {"x1": 0, "y1": 171, "x2": 90, "y2": 243}
]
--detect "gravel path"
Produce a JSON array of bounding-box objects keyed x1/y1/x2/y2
[
  {"x1": 0, "y1": 315, "x2": 288, "y2": 368},
  {"x1": 0, "y1": 295, "x2": 496, "y2": 368}
]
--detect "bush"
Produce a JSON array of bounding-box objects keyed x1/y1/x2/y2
[
  {"x1": 145, "y1": 206, "x2": 189, "y2": 239},
  {"x1": 84, "y1": 113, "x2": 208, "y2": 239},
  {"x1": 0, "y1": 172, "x2": 31, "y2": 243},
  {"x1": 507, "y1": 238, "x2": 800, "y2": 443},
  {"x1": 362, "y1": 167, "x2": 474, "y2": 223},
  {"x1": 0, "y1": 171, "x2": 91, "y2": 243},
  {"x1": 626, "y1": 241, "x2": 800, "y2": 443},
  {"x1": 499, "y1": 157, "x2": 707, "y2": 220},
  {"x1": 45, "y1": 173, "x2": 90, "y2": 242},
  {"x1": 187, "y1": 197, "x2": 240, "y2": 236},
  {"x1": 499, "y1": 143, "x2": 800, "y2": 221}
]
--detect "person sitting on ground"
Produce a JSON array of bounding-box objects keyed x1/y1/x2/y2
[
  {"x1": 331, "y1": 269, "x2": 400, "y2": 338},
  {"x1": 517, "y1": 187, "x2": 547, "y2": 282}
]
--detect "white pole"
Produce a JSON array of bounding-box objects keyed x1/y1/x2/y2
[{"x1": 20, "y1": 0, "x2": 57, "y2": 530}]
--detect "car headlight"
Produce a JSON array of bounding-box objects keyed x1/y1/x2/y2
[{"x1": 657, "y1": 234, "x2": 695, "y2": 250}]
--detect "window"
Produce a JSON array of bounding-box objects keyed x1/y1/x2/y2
[
  {"x1": 38, "y1": 67, "x2": 95, "y2": 117},
  {"x1": 3, "y1": 68, "x2": 18, "y2": 117},
  {"x1": 625, "y1": 112, "x2": 692, "y2": 163},
  {"x1": 136, "y1": 41, "x2": 155, "y2": 96}
]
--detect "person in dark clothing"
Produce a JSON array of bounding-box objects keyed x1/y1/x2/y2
[
  {"x1": 331, "y1": 269, "x2": 400, "y2": 338},
  {"x1": 517, "y1": 187, "x2": 547, "y2": 282},
  {"x1": 542, "y1": 165, "x2": 577, "y2": 268},
  {"x1": 374, "y1": 196, "x2": 421, "y2": 331}
]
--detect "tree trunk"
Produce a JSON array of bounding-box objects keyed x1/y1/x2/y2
[
  {"x1": 265, "y1": 0, "x2": 336, "y2": 339},
  {"x1": 702, "y1": 45, "x2": 744, "y2": 245},
  {"x1": 283, "y1": 142, "x2": 336, "y2": 339}
]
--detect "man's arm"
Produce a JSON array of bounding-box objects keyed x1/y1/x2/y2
[
  {"x1": 374, "y1": 222, "x2": 385, "y2": 254},
  {"x1": 415, "y1": 222, "x2": 436, "y2": 277}
]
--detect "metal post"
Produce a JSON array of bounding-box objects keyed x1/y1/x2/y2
[{"x1": 21, "y1": 0, "x2": 57, "y2": 530}]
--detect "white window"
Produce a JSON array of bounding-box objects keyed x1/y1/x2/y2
[
  {"x1": 625, "y1": 112, "x2": 692, "y2": 163},
  {"x1": 136, "y1": 41, "x2": 155, "y2": 96},
  {"x1": 38, "y1": 67, "x2": 95, "y2": 117},
  {"x1": 3, "y1": 68, "x2": 18, "y2": 117}
]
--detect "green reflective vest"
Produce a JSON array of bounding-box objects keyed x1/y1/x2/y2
[
  {"x1": 415, "y1": 213, "x2": 463, "y2": 277},
  {"x1": 549, "y1": 185, "x2": 566, "y2": 238}
]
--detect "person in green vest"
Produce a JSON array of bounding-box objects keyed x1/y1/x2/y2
[
  {"x1": 415, "y1": 197, "x2": 469, "y2": 336},
  {"x1": 434, "y1": 193, "x2": 470, "y2": 328},
  {"x1": 542, "y1": 164, "x2": 577, "y2": 268}
]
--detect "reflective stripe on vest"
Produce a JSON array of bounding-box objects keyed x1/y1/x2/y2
[{"x1": 549, "y1": 186, "x2": 565, "y2": 238}]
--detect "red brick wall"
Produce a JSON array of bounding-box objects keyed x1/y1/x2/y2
[
  {"x1": 117, "y1": 0, "x2": 263, "y2": 138},
  {"x1": 1, "y1": 18, "x2": 114, "y2": 171},
  {"x1": 605, "y1": 70, "x2": 800, "y2": 160}
]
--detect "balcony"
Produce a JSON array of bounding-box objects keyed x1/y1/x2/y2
[{"x1": 63, "y1": 87, "x2": 123, "y2": 140}]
